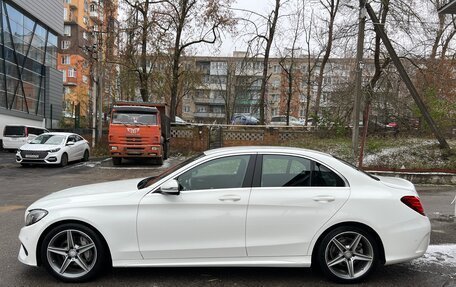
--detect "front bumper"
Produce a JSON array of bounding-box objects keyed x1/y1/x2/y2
[
  {"x1": 16, "y1": 152, "x2": 60, "y2": 165},
  {"x1": 109, "y1": 144, "x2": 162, "y2": 158},
  {"x1": 18, "y1": 221, "x2": 46, "y2": 266}
]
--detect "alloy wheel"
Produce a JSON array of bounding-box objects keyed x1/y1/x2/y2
[
  {"x1": 324, "y1": 231, "x2": 374, "y2": 280},
  {"x1": 46, "y1": 229, "x2": 97, "y2": 279}
]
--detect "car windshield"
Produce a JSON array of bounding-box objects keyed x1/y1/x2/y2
[
  {"x1": 334, "y1": 156, "x2": 380, "y2": 181},
  {"x1": 30, "y1": 134, "x2": 65, "y2": 145},
  {"x1": 137, "y1": 153, "x2": 205, "y2": 189},
  {"x1": 112, "y1": 112, "x2": 157, "y2": 125}
]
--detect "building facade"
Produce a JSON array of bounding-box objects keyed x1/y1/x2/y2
[
  {"x1": 0, "y1": 0, "x2": 63, "y2": 139},
  {"x1": 58, "y1": 0, "x2": 118, "y2": 120}
]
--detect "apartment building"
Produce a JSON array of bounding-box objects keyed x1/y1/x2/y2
[{"x1": 58, "y1": 0, "x2": 118, "y2": 118}]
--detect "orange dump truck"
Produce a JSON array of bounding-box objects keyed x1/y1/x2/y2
[{"x1": 108, "y1": 102, "x2": 170, "y2": 165}]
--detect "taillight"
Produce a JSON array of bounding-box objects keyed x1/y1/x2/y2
[{"x1": 401, "y1": 196, "x2": 425, "y2": 216}]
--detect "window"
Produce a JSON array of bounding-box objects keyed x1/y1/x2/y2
[
  {"x1": 177, "y1": 155, "x2": 251, "y2": 191},
  {"x1": 61, "y1": 40, "x2": 70, "y2": 49},
  {"x1": 61, "y1": 55, "x2": 70, "y2": 64},
  {"x1": 312, "y1": 162, "x2": 345, "y2": 187},
  {"x1": 82, "y1": 75, "x2": 88, "y2": 83},
  {"x1": 62, "y1": 70, "x2": 67, "y2": 82},
  {"x1": 83, "y1": 16, "x2": 89, "y2": 25},
  {"x1": 68, "y1": 68, "x2": 76, "y2": 78},
  {"x1": 64, "y1": 25, "x2": 71, "y2": 36},
  {"x1": 64, "y1": 8, "x2": 68, "y2": 21},
  {"x1": 83, "y1": 31, "x2": 89, "y2": 40},
  {"x1": 260, "y1": 155, "x2": 345, "y2": 187},
  {"x1": 261, "y1": 155, "x2": 312, "y2": 187},
  {"x1": 183, "y1": 106, "x2": 190, "y2": 113}
]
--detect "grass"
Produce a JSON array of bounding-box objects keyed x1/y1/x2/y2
[{"x1": 284, "y1": 136, "x2": 456, "y2": 170}]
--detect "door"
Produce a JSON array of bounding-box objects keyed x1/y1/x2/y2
[
  {"x1": 137, "y1": 154, "x2": 254, "y2": 259},
  {"x1": 246, "y1": 154, "x2": 350, "y2": 257}
]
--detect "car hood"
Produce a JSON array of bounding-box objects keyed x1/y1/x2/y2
[
  {"x1": 29, "y1": 178, "x2": 143, "y2": 209},
  {"x1": 19, "y1": 143, "x2": 61, "y2": 151},
  {"x1": 377, "y1": 175, "x2": 416, "y2": 191}
]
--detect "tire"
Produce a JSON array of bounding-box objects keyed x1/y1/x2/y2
[
  {"x1": 156, "y1": 156, "x2": 164, "y2": 165},
  {"x1": 40, "y1": 223, "x2": 109, "y2": 283},
  {"x1": 82, "y1": 150, "x2": 89, "y2": 162},
  {"x1": 112, "y1": 157, "x2": 121, "y2": 165},
  {"x1": 60, "y1": 153, "x2": 68, "y2": 167},
  {"x1": 317, "y1": 226, "x2": 379, "y2": 283}
]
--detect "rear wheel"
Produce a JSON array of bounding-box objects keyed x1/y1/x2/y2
[
  {"x1": 40, "y1": 223, "x2": 108, "y2": 282},
  {"x1": 82, "y1": 150, "x2": 89, "y2": 162},
  {"x1": 112, "y1": 157, "x2": 121, "y2": 165},
  {"x1": 60, "y1": 153, "x2": 68, "y2": 167},
  {"x1": 317, "y1": 226, "x2": 379, "y2": 283}
]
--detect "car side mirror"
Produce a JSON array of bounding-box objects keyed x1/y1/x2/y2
[
  {"x1": 158, "y1": 179, "x2": 180, "y2": 195},
  {"x1": 66, "y1": 141, "x2": 75, "y2": 146}
]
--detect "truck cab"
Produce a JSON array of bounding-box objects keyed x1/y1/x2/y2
[{"x1": 108, "y1": 104, "x2": 170, "y2": 165}]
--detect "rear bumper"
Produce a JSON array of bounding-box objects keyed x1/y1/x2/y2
[{"x1": 383, "y1": 216, "x2": 431, "y2": 265}]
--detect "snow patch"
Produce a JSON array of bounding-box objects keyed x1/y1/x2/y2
[{"x1": 411, "y1": 244, "x2": 456, "y2": 268}]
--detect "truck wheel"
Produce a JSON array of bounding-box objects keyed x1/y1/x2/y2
[
  {"x1": 156, "y1": 156, "x2": 164, "y2": 165},
  {"x1": 163, "y1": 143, "x2": 169, "y2": 160},
  {"x1": 112, "y1": 157, "x2": 121, "y2": 165}
]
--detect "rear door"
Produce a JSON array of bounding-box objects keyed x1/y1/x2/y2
[{"x1": 246, "y1": 154, "x2": 350, "y2": 257}]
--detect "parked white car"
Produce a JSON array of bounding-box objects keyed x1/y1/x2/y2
[
  {"x1": 18, "y1": 146, "x2": 430, "y2": 283},
  {"x1": 16, "y1": 132, "x2": 90, "y2": 166},
  {"x1": 270, "y1": 115, "x2": 305, "y2": 126}
]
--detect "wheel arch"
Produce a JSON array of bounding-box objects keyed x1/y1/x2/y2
[
  {"x1": 311, "y1": 221, "x2": 386, "y2": 266},
  {"x1": 36, "y1": 219, "x2": 112, "y2": 267}
]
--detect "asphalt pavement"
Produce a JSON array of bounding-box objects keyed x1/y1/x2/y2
[{"x1": 0, "y1": 150, "x2": 455, "y2": 287}]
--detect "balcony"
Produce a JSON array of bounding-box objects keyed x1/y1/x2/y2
[
  {"x1": 64, "y1": 16, "x2": 77, "y2": 24},
  {"x1": 90, "y1": 10, "x2": 101, "y2": 21},
  {"x1": 193, "y1": 97, "x2": 225, "y2": 105},
  {"x1": 194, "y1": 112, "x2": 225, "y2": 118},
  {"x1": 64, "y1": 77, "x2": 78, "y2": 86}
]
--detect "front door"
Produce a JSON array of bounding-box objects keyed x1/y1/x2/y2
[{"x1": 137, "y1": 154, "x2": 254, "y2": 259}]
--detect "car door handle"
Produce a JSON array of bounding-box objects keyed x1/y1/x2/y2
[
  {"x1": 313, "y1": 196, "x2": 335, "y2": 203},
  {"x1": 219, "y1": 195, "x2": 241, "y2": 202}
]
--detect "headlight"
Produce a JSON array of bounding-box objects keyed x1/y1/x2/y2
[
  {"x1": 48, "y1": 148, "x2": 61, "y2": 153},
  {"x1": 25, "y1": 209, "x2": 48, "y2": 226},
  {"x1": 111, "y1": 146, "x2": 118, "y2": 150}
]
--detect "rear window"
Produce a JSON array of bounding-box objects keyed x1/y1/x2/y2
[{"x1": 4, "y1": 126, "x2": 25, "y2": 137}]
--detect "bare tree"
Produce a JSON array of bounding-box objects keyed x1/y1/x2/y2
[
  {"x1": 157, "y1": 0, "x2": 236, "y2": 121},
  {"x1": 313, "y1": 0, "x2": 340, "y2": 121}
]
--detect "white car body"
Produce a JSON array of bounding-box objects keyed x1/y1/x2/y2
[
  {"x1": 18, "y1": 146, "x2": 430, "y2": 282},
  {"x1": 2, "y1": 125, "x2": 48, "y2": 150},
  {"x1": 16, "y1": 132, "x2": 90, "y2": 165}
]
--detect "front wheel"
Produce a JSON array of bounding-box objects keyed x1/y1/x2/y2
[
  {"x1": 40, "y1": 223, "x2": 109, "y2": 282},
  {"x1": 317, "y1": 226, "x2": 379, "y2": 283},
  {"x1": 60, "y1": 153, "x2": 68, "y2": 167}
]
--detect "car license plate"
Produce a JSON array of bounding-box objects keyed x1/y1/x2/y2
[{"x1": 25, "y1": 154, "x2": 39, "y2": 158}]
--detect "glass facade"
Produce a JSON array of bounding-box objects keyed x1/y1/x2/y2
[{"x1": 0, "y1": 0, "x2": 58, "y2": 116}]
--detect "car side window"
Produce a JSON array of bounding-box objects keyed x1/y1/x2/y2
[
  {"x1": 261, "y1": 155, "x2": 312, "y2": 187},
  {"x1": 67, "y1": 135, "x2": 75, "y2": 143},
  {"x1": 312, "y1": 162, "x2": 345, "y2": 187},
  {"x1": 177, "y1": 155, "x2": 250, "y2": 191}
]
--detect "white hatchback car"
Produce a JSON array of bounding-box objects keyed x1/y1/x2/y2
[
  {"x1": 16, "y1": 132, "x2": 90, "y2": 166},
  {"x1": 18, "y1": 146, "x2": 430, "y2": 283}
]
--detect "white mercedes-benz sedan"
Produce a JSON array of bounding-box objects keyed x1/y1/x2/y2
[
  {"x1": 16, "y1": 132, "x2": 90, "y2": 167},
  {"x1": 18, "y1": 146, "x2": 430, "y2": 283}
]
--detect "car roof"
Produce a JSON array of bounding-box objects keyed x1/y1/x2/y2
[
  {"x1": 42, "y1": 132, "x2": 75, "y2": 136},
  {"x1": 204, "y1": 146, "x2": 333, "y2": 159},
  {"x1": 4, "y1": 124, "x2": 47, "y2": 129}
]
